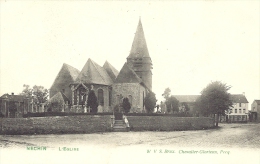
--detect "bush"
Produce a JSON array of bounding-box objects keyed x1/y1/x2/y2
[
  {"x1": 122, "y1": 98, "x2": 131, "y2": 113},
  {"x1": 144, "y1": 92, "x2": 157, "y2": 113},
  {"x1": 114, "y1": 104, "x2": 120, "y2": 113},
  {"x1": 0, "y1": 112, "x2": 5, "y2": 118},
  {"x1": 125, "y1": 113, "x2": 192, "y2": 117}
]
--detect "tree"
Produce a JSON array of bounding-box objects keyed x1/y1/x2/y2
[
  {"x1": 162, "y1": 88, "x2": 171, "y2": 100},
  {"x1": 197, "y1": 81, "x2": 233, "y2": 127},
  {"x1": 20, "y1": 84, "x2": 49, "y2": 108},
  {"x1": 32, "y1": 85, "x2": 49, "y2": 104},
  {"x1": 181, "y1": 102, "x2": 190, "y2": 113},
  {"x1": 87, "y1": 90, "x2": 98, "y2": 113},
  {"x1": 165, "y1": 96, "x2": 179, "y2": 113},
  {"x1": 144, "y1": 92, "x2": 157, "y2": 113},
  {"x1": 122, "y1": 97, "x2": 131, "y2": 113}
]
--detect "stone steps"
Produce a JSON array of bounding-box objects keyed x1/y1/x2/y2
[{"x1": 113, "y1": 119, "x2": 128, "y2": 132}]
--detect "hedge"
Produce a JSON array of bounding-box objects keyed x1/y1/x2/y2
[
  {"x1": 23, "y1": 112, "x2": 113, "y2": 118},
  {"x1": 23, "y1": 112, "x2": 193, "y2": 118}
]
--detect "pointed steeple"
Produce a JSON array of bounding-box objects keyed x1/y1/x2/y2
[{"x1": 127, "y1": 19, "x2": 150, "y2": 59}]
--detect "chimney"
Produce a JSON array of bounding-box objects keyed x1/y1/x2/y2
[
  {"x1": 11, "y1": 92, "x2": 14, "y2": 95},
  {"x1": 242, "y1": 92, "x2": 245, "y2": 96}
]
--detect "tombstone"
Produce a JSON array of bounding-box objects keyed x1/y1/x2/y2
[{"x1": 98, "y1": 105, "x2": 103, "y2": 113}]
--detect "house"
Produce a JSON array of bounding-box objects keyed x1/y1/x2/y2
[
  {"x1": 173, "y1": 93, "x2": 249, "y2": 122},
  {"x1": 227, "y1": 94, "x2": 249, "y2": 122},
  {"x1": 251, "y1": 100, "x2": 260, "y2": 121},
  {"x1": 49, "y1": 19, "x2": 153, "y2": 113},
  {"x1": 0, "y1": 93, "x2": 31, "y2": 118},
  {"x1": 173, "y1": 95, "x2": 199, "y2": 115}
]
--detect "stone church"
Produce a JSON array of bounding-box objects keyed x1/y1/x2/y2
[{"x1": 49, "y1": 19, "x2": 153, "y2": 113}]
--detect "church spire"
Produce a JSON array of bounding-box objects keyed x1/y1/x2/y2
[
  {"x1": 127, "y1": 19, "x2": 150, "y2": 59},
  {"x1": 126, "y1": 19, "x2": 153, "y2": 90}
]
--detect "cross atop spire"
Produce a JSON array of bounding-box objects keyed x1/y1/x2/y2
[{"x1": 127, "y1": 19, "x2": 150, "y2": 59}]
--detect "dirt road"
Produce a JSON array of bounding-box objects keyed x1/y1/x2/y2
[{"x1": 1, "y1": 123, "x2": 260, "y2": 164}]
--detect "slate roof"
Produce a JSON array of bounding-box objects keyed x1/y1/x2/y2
[
  {"x1": 173, "y1": 94, "x2": 249, "y2": 103},
  {"x1": 48, "y1": 92, "x2": 70, "y2": 104},
  {"x1": 64, "y1": 63, "x2": 80, "y2": 81},
  {"x1": 0, "y1": 93, "x2": 27, "y2": 102},
  {"x1": 103, "y1": 61, "x2": 119, "y2": 82},
  {"x1": 115, "y1": 63, "x2": 142, "y2": 83},
  {"x1": 230, "y1": 94, "x2": 248, "y2": 103},
  {"x1": 127, "y1": 19, "x2": 150, "y2": 59},
  {"x1": 253, "y1": 100, "x2": 260, "y2": 105},
  {"x1": 75, "y1": 59, "x2": 113, "y2": 85},
  {"x1": 50, "y1": 63, "x2": 80, "y2": 89},
  {"x1": 173, "y1": 95, "x2": 200, "y2": 103}
]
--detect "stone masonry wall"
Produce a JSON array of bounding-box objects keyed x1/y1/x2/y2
[
  {"x1": 0, "y1": 115, "x2": 112, "y2": 135},
  {"x1": 0, "y1": 116, "x2": 215, "y2": 134},
  {"x1": 112, "y1": 83, "x2": 146, "y2": 112},
  {"x1": 127, "y1": 116, "x2": 215, "y2": 131}
]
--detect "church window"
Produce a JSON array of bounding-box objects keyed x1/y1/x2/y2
[
  {"x1": 109, "y1": 90, "x2": 112, "y2": 106},
  {"x1": 116, "y1": 95, "x2": 120, "y2": 105},
  {"x1": 98, "y1": 89, "x2": 104, "y2": 106},
  {"x1": 143, "y1": 91, "x2": 145, "y2": 107},
  {"x1": 129, "y1": 95, "x2": 132, "y2": 105},
  {"x1": 74, "y1": 91, "x2": 77, "y2": 105}
]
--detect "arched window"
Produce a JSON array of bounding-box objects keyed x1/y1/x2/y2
[
  {"x1": 128, "y1": 95, "x2": 132, "y2": 105},
  {"x1": 98, "y1": 89, "x2": 104, "y2": 106},
  {"x1": 109, "y1": 90, "x2": 112, "y2": 106},
  {"x1": 143, "y1": 91, "x2": 145, "y2": 108},
  {"x1": 79, "y1": 87, "x2": 87, "y2": 105}
]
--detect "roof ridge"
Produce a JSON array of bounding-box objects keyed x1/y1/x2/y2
[
  {"x1": 104, "y1": 60, "x2": 119, "y2": 75},
  {"x1": 89, "y1": 59, "x2": 106, "y2": 84}
]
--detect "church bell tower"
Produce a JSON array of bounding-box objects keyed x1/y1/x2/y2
[{"x1": 127, "y1": 19, "x2": 153, "y2": 90}]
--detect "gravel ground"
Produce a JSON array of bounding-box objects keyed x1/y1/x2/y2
[
  {"x1": 1, "y1": 123, "x2": 260, "y2": 149},
  {"x1": 1, "y1": 123, "x2": 260, "y2": 164}
]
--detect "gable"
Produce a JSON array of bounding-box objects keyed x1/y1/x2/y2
[
  {"x1": 76, "y1": 59, "x2": 113, "y2": 85},
  {"x1": 48, "y1": 92, "x2": 69, "y2": 104},
  {"x1": 50, "y1": 63, "x2": 79, "y2": 90},
  {"x1": 254, "y1": 100, "x2": 260, "y2": 105},
  {"x1": 230, "y1": 94, "x2": 248, "y2": 103},
  {"x1": 115, "y1": 63, "x2": 142, "y2": 83},
  {"x1": 103, "y1": 61, "x2": 119, "y2": 82},
  {"x1": 0, "y1": 94, "x2": 26, "y2": 102},
  {"x1": 50, "y1": 64, "x2": 79, "y2": 99}
]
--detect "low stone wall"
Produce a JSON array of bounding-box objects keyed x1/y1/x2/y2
[
  {"x1": 127, "y1": 116, "x2": 215, "y2": 131},
  {"x1": 0, "y1": 115, "x2": 112, "y2": 135},
  {"x1": 0, "y1": 116, "x2": 215, "y2": 134}
]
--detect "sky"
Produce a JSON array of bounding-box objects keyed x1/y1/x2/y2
[{"x1": 0, "y1": 1, "x2": 259, "y2": 106}]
